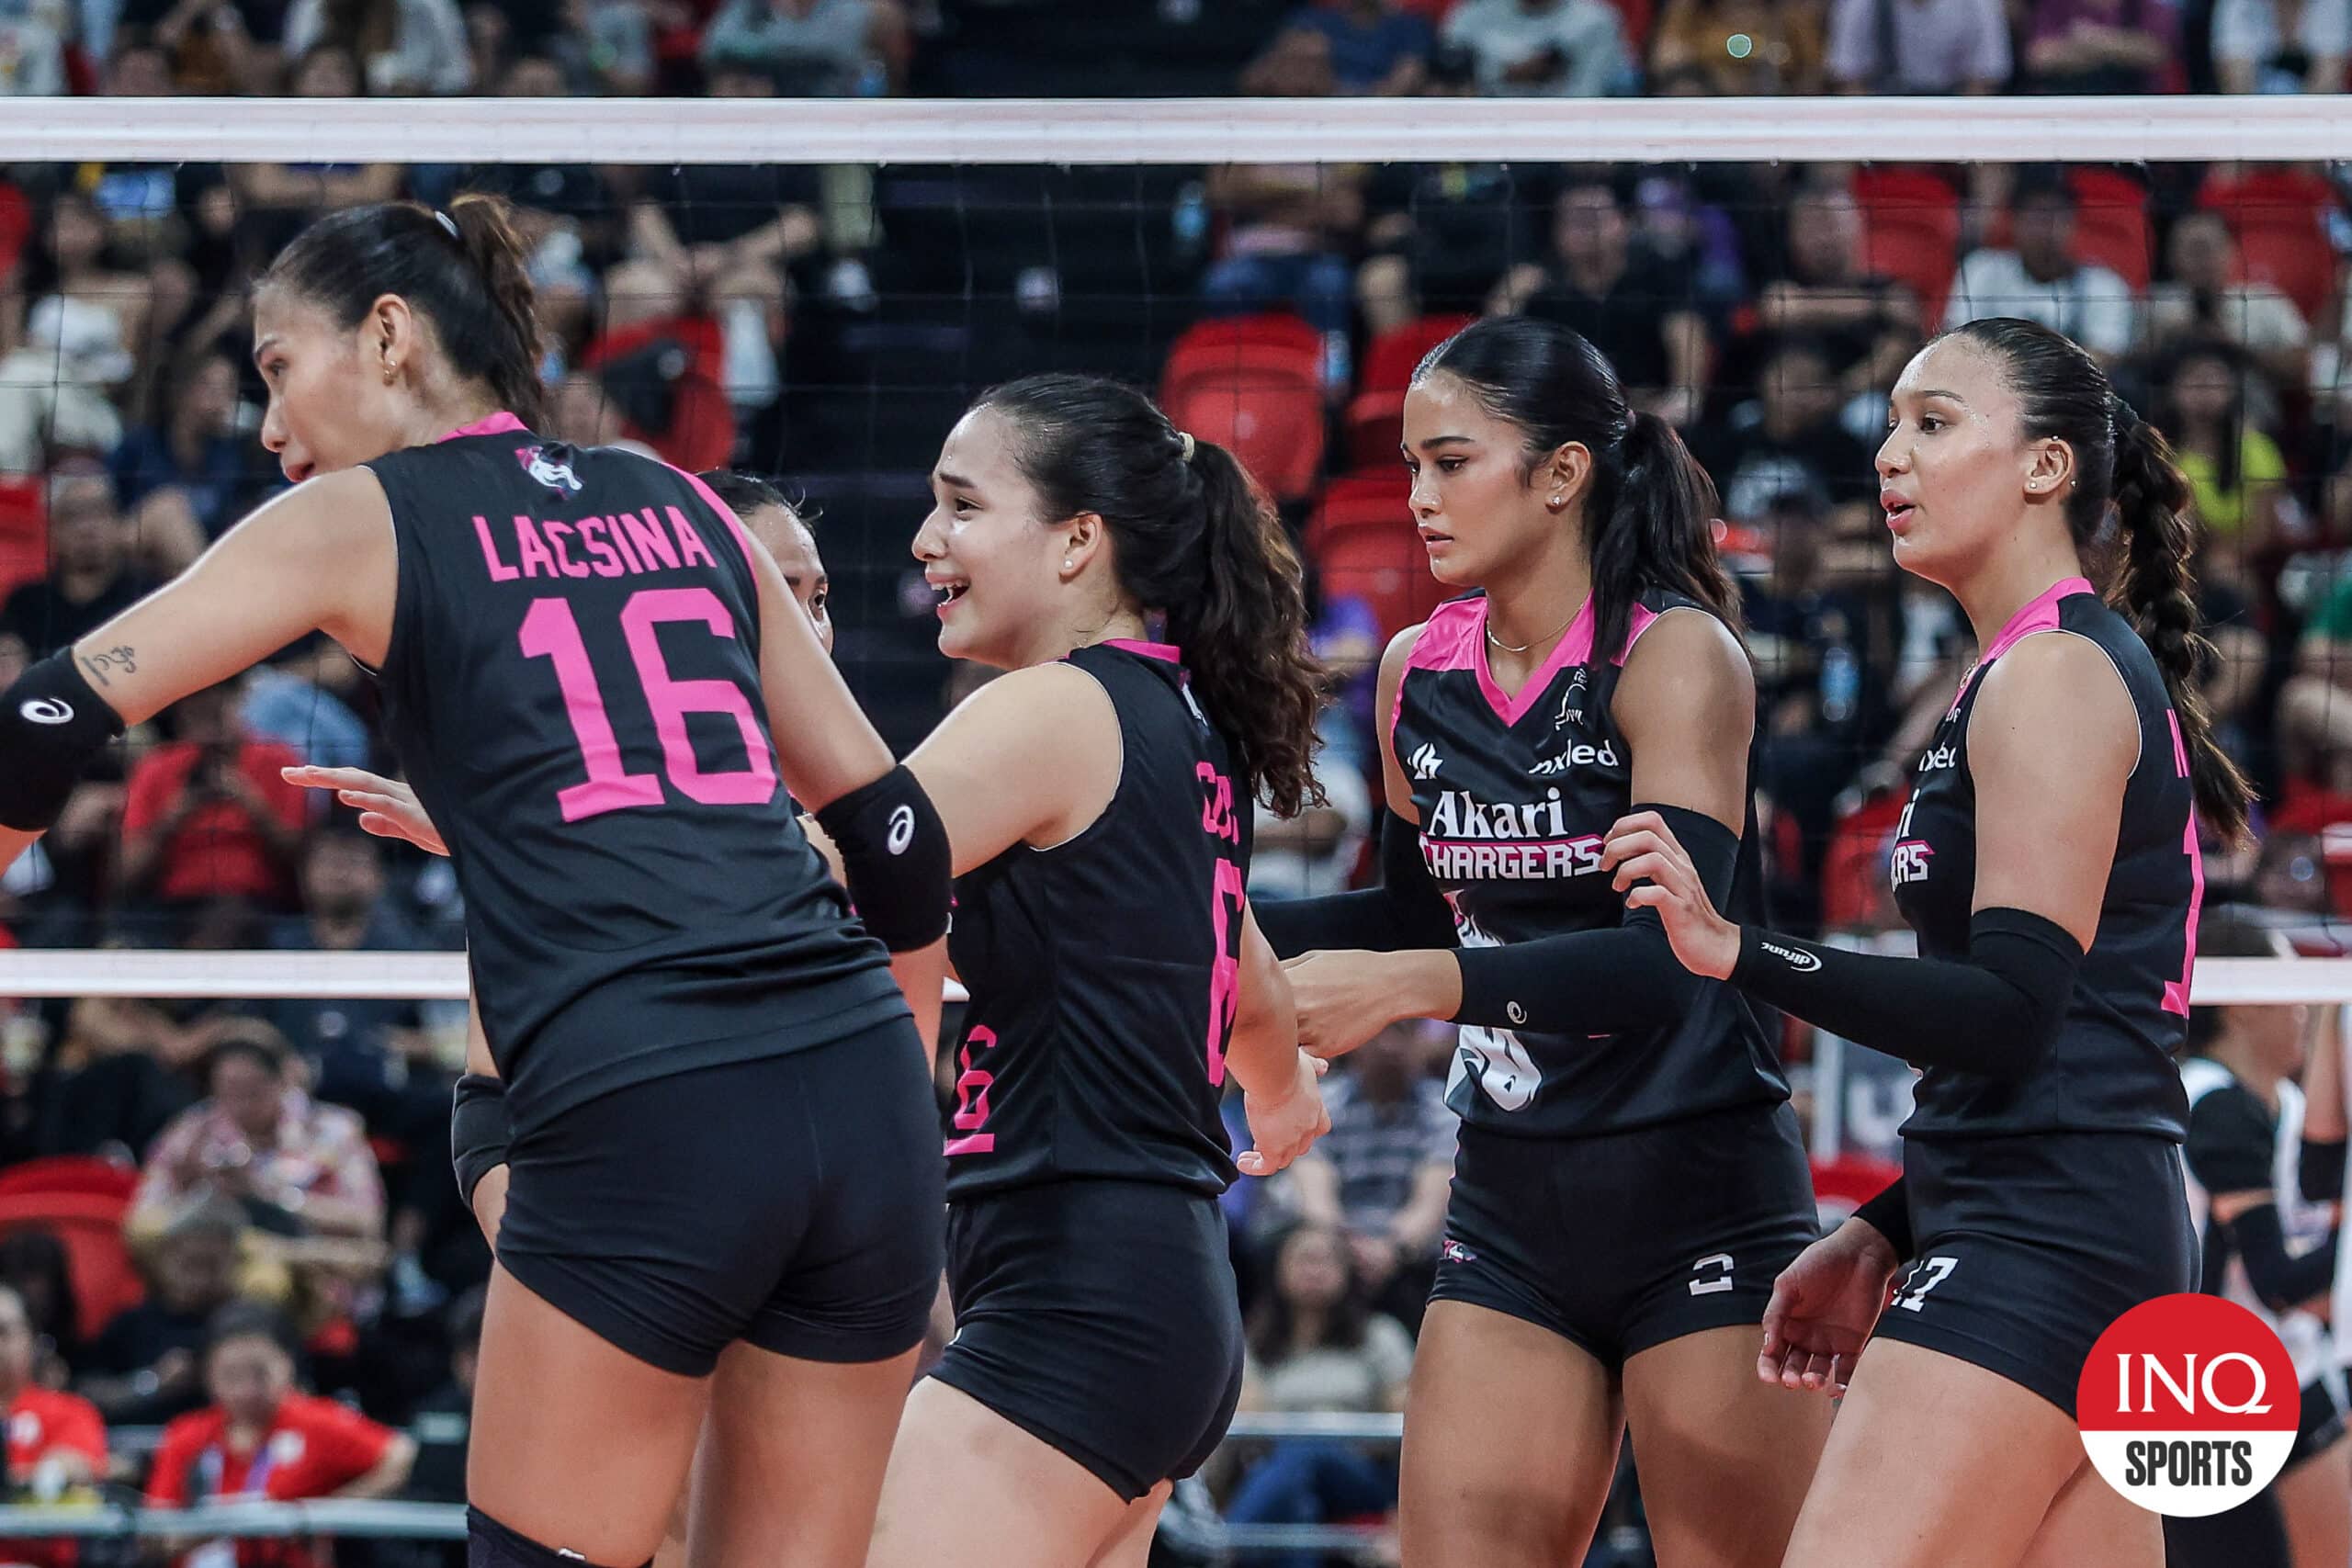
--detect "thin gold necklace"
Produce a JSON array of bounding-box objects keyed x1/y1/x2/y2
[{"x1": 1486, "y1": 605, "x2": 1578, "y2": 656}]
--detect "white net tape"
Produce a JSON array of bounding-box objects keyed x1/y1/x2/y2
[
  {"x1": 0, "y1": 952, "x2": 2331, "y2": 1007},
  {"x1": 2, "y1": 93, "x2": 2350, "y2": 166}
]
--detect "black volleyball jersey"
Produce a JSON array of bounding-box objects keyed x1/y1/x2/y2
[
  {"x1": 1391, "y1": 590, "x2": 1787, "y2": 1138},
  {"x1": 944, "y1": 641, "x2": 1245, "y2": 1201},
  {"x1": 364, "y1": 413, "x2": 903, "y2": 1126},
  {"x1": 1891, "y1": 577, "x2": 2199, "y2": 1142}
]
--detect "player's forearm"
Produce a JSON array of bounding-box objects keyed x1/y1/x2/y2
[{"x1": 888, "y1": 940, "x2": 946, "y2": 1052}]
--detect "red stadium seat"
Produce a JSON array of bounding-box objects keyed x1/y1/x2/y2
[
  {"x1": 0, "y1": 1190, "x2": 142, "y2": 1344},
  {"x1": 0, "y1": 477, "x2": 44, "y2": 602},
  {"x1": 0, "y1": 1157, "x2": 138, "y2": 1203},
  {"x1": 1342, "y1": 315, "x2": 1476, "y2": 469},
  {"x1": 1160, "y1": 314, "x2": 1328, "y2": 503},
  {"x1": 1306, "y1": 470, "x2": 1445, "y2": 643},
  {"x1": 2068, "y1": 168, "x2": 2153, "y2": 294},
  {"x1": 1853, "y1": 167, "x2": 1960, "y2": 328},
  {"x1": 2201, "y1": 166, "x2": 2340, "y2": 325}
]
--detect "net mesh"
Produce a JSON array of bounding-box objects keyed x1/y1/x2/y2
[{"x1": 4, "y1": 103, "x2": 2352, "y2": 1172}]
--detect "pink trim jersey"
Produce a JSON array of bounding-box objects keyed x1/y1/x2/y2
[
  {"x1": 943, "y1": 641, "x2": 1245, "y2": 1200},
  {"x1": 1892, "y1": 577, "x2": 2199, "y2": 1140},
  {"x1": 1391, "y1": 589, "x2": 1789, "y2": 1137}
]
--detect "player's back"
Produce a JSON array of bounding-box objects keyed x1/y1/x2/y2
[{"x1": 364, "y1": 414, "x2": 902, "y2": 1125}]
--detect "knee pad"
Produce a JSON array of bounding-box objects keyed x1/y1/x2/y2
[{"x1": 468, "y1": 1506, "x2": 648, "y2": 1568}]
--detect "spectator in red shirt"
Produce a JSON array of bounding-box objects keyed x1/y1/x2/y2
[
  {"x1": 0, "y1": 1283, "x2": 106, "y2": 1500},
  {"x1": 147, "y1": 1305, "x2": 415, "y2": 1568},
  {"x1": 119, "y1": 682, "x2": 307, "y2": 918}
]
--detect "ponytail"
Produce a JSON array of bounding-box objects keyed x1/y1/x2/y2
[
  {"x1": 2110, "y1": 399, "x2": 2253, "y2": 841},
  {"x1": 1589, "y1": 411, "x2": 1743, "y2": 663},
  {"x1": 1170, "y1": 439, "x2": 1327, "y2": 818},
  {"x1": 443, "y1": 194, "x2": 546, "y2": 427},
  {"x1": 261, "y1": 192, "x2": 545, "y2": 428}
]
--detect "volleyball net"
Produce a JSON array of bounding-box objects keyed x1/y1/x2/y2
[{"x1": 7, "y1": 94, "x2": 2352, "y2": 1135}]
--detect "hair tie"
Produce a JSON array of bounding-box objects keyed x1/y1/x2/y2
[
  {"x1": 434, "y1": 209, "x2": 459, "y2": 241},
  {"x1": 1178, "y1": 431, "x2": 1196, "y2": 464}
]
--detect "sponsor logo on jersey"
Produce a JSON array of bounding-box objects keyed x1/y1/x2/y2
[
  {"x1": 1918, "y1": 742, "x2": 1959, "y2": 773},
  {"x1": 1531, "y1": 739, "x2": 1620, "y2": 776},
  {"x1": 516, "y1": 444, "x2": 583, "y2": 493},
  {"x1": 1440, "y1": 1237, "x2": 1477, "y2": 1264},
  {"x1": 1408, "y1": 742, "x2": 1442, "y2": 781}
]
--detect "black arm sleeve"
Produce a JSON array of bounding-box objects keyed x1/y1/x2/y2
[
  {"x1": 1853, "y1": 1177, "x2": 1912, "y2": 1260},
  {"x1": 1253, "y1": 807, "x2": 1459, "y2": 960},
  {"x1": 1727, "y1": 908, "x2": 2083, "y2": 1077},
  {"x1": 2227, "y1": 1204, "x2": 2339, "y2": 1314},
  {"x1": 1451, "y1": 806, "x2": 1738, "y2": 1035},
  {"x1": 2301, "y1": 1138, "x2": 2346, "y2": 1204}
]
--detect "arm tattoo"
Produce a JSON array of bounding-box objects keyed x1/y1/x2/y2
[{"x1": 79, "y1": 646, "x2": 137, "y2": 687}]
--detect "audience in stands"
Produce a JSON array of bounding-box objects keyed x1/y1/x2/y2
[
  {"x1": 1942, "y1": 167, "x2": 2138, "y2": 363},
  {"x1": 146, "y1": 1304, "x2": 414, "y2": 1547},
  {"x1": 1281, "y1": 1024, "x2": 1455, "y2": 1330},
  {"x1": 130, "y1": 1023, "x2": 386, "y2": 1248},
  {"x1": 1826, "y1": 0, "x2": 2010, "y2": 91},
  {"x1": 1441, "y1": 0, "x2": 1629, "y2": 95},
  {"x1": 79, "y1": 1196, "x2": 245, "y2": 1425},
  {"x1": 0, "y1": 1282, "x2": 107, "y2": 1543},
  {"x1": 118, "y1": 684, "x2": 308, "y2": 922},
  {"x1": 2211, "y1": 0, "x2": 2349, "y2": 92},
  {"x1": 1493, "y1": 175, "x2": 1712, "y2": 424},
  {"x1": 1226, "y1": 1224, "x2": 1415, "y2": 1564}
]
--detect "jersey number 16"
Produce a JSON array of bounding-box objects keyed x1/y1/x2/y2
[{"x1": 521, "y1": 589, "x2": 778, "y2": 821}]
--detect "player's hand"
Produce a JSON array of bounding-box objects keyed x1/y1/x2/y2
[
  {"x1": 1602, "y1": 810, "x2": 1741, "y2": 980},
  {"x1": 1237, "y1": 1050, "x2": 1330, "y2": 1178},
  {"x1": 1758, "y1": 1218, "x2": 1902, "y2": 1396},
  {"x1": 1283, "y1": 948, "x2": 1422, "y2": 1061},
  {"x1": 283, "y1": 765, "x2": 447, "y2": 856}
]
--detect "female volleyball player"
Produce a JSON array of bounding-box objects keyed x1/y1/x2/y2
[
  {"x1": 1251, "y1": 315, "x2": 1832, "y2": 1568},
  {"x1": 297, "y1": 374, "x2": 1338, "y2": 1567},
  {"x1": 0, "y1": 196, "x2": 956, "y2": 1568},
  {"x1": 858, "y1": 373, "x2": 1330, "y2": 1568},
  {"x1": 1603, "y1": 317, "x2": 2245, "y2": 1567}
]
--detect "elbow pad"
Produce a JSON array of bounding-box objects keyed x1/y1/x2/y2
[
  {"x1": 815, "y1": 763, "x2": 952, "y2": 952},
  {"x1": 0, "y1": 653, "x2": 124, "y2": 831}
]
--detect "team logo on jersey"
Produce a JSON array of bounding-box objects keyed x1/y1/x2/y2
[
  {"x1": 515, "y1": 445, "x2": 582, "y2": 493},
  {"x1": 1555, "y1": 668, "x2": 1589, "y2": 729},
  {"x1": 18, "y1": 697, "x2": 71, "y2": 725},
  {"x1": 1408, "y1": 742, "x2": 1443, "y2": 781},
  {"x1": 1440, "y1": 1238, "x2": 1477, "y2": 1264},
  {"x1": 1422, "y1": 787, "x2": 1605, "y2": 882}
]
